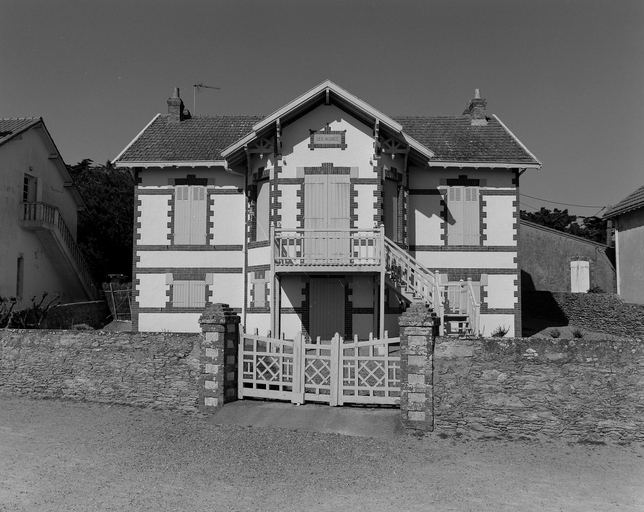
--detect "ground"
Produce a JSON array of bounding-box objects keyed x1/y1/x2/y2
[{"x1": 0, "y1": 396, "x2": 642, "y2": 511}]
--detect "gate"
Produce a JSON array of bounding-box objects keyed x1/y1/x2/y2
[{"x1": 239, "y1": 332, "x2": 401, "y2": 406}]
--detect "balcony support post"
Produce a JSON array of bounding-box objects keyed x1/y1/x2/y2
[{"x1": 379, "y1": 225, "x2": 386, "y2": 339}]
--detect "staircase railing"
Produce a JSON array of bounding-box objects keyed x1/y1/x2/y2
[
  {"x1": 20, "y1": 202, "x2": 98, "y2": 299},
  {"x1": 383, "y1": 237, "x2": 444, "y2": 330}
]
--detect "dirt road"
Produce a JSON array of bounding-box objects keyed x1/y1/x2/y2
[{"x1": 0, "y1": 397, "x2": 642, "y2": 511}]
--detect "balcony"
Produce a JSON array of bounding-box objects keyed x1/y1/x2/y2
[
  {"x1": 272, "y1": 227, "x2": 383, "y2": 273},
  {"x1": 20, "y1": 202, "x2": 98, "y2": 301}
]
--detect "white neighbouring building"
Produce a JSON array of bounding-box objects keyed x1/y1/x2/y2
[{"x1": 113, "y1": 80, "x2": 540, "y2": 338}]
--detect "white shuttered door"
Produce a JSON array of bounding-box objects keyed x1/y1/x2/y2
[{"x1": 448, "y1": 186, "x2": 479, "y2": 246}]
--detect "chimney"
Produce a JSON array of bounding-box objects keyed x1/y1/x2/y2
[
  {"x1": 463, "y1": 88, "x2": 487, "y2": 125},
  {"x1": 167, "y1": 87, "x2": 190, "y2": 122}
]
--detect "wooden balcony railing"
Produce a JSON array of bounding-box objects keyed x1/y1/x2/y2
[
  {"x1": 273, "y1": 227, "x2": 383, "y2": 269},
  {"x1": 20, "y1": 202, "x2": 98, "y2": 299}
]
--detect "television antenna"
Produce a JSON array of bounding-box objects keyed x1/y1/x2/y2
[{"x1": 193, "y1": 83, "x2": 221, "y2": 115}]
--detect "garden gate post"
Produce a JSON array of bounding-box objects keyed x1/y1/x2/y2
[
  {"x1": 199, "y1": 303, "x2": 240, "y2": 410},
  {"x1": 399, "y1": 302, "x2": 439, "y2": 432}
]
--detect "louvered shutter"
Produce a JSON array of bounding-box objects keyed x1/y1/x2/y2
[
  {"x1": 188, "y1": 281, "x2": 206, "y2": 307},
  {"x1": 190, "y1": 186, "x2": 207, "y2": 244},
  {"x1": 327, "y1": 174, "x2": 350, "y2": 261},
  {"x1": 463, "y1": 187, "x2": 480, "y2": 245},
  {"x1": 174, "y1": 186, "x2": 191, "y2": 244},
  {"x1": 448, "y1": 187, "x2": 464, "y2": 245},
  {"x1": 304, "y1": 175, "x2": 327, "y2": 260},
  {"x1": 173, "y1": 281, "x2": 189, "y2": 307}
]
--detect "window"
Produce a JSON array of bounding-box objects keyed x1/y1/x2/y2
[
  {"x1": 172, "y1": 280, "x2": 206, "y2": 308},
  {"x1": 174, "y1": 186, "x2": 207, "y2": 244},
  {"x1": 447, "y1": 186, "x2": 479, "y2": 245},
  {"x1": 16, "y1": 256, "x2": 24, "y2": 298},
  {"x1": 23, "y1": 174, "x2": 36, "y2": 203}
]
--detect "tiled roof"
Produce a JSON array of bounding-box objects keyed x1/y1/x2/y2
[
  {"x1": 604, "y1": 184, "x2": 644, "y2": 218},
  {"x1": 393, "y1": 115, "x2": 538, "y2": 164},
  {"x1": 0, "y1": 118, "x2": 41, "y2": 146},
  {"x1": 116, "y1": 112, "x2": 538, "y2": 166},
  {"x1": 117, "y1": 115, "x2": 263, "y2": 162}
]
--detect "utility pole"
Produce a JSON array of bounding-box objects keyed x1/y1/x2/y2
[{"x1": 193, "y1": 83, "x2": 221, "y2": 115}]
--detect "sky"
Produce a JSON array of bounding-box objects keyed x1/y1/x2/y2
[{"x1": 2, "y1": 0, "x2": 643, "y2": 217}]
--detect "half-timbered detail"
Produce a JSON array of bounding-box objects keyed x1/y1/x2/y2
[{"x1": 114, "y1": 81, "x2": 540, "y2": 338}]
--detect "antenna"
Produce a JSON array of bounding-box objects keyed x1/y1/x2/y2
[{"x1": 193, "y1": 83, "x2": 221, "y2": 115}]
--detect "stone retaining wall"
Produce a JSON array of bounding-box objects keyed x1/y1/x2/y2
[
  {"x1": 433, "y1": 336, "x2": 644, "y2": 442},
  {"x1": 0, "y1": 329, "x2": 203, "y2": 412},
  {"x1": 523, "y1": 291, "x2": 644, "y2": 338}
]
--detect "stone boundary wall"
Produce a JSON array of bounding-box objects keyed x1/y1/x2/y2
[
  {"x1": 433, "y1": 336, "x2": 644, "y2": 443},
  {"x1": 524, "y1": 291, "x2": 644, "y2": 338},
  {"x1": 0, "y1": 329, "x2": 203, "y2": 412},
  {"x1": 46, "y1": 300, "x2": 112, "y2": 329}
]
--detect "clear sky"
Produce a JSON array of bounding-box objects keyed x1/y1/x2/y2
[{"x1": 2, "y1": 0, "x2": 643, "y2": 217}]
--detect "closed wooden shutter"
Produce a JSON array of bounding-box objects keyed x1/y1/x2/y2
[
  {"x1": 327, "y1": 174, "x2": 350, "y2": 260},
  {"x1": 447, "y1": 187, "x2": 464, "y2": 245},
  {"x1": 463, "y1": 187, "x2": 480, "y2": 245},
  {"x1": 173, "y1": 280, "x2": 206, "y2": 307},
  {"x1": 304, "y1": 175, "x2": 327, "y2": 260},
  {"x1": 448, "y1": 186, "x2": 479, "y2": 246},
  {"x1": 174, "y1": 186, "x2": 207, "y2": 245},
  {"x1": 174, "y1": 186, "x2": 191, "y2": 244},
  {"x1": 190, "y1": 186, "x2": 207, "y2": 244}
]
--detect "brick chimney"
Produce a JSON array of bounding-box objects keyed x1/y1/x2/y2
[
  {"x1": 167, "y1": 87, "x2": 190, "y2": 122},
  {"x1": 463, "y1": 88, "x2": 487, "y2": 125}
]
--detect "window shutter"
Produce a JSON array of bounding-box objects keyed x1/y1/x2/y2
[
  {"x1": 256, "y1": 181, "x2": 270, "y2": 241},
  {"x1": 448, "y1": 187, "x2": 464, "y2": 245},
  {"x1": 189, "y1": 281, "x2": 206, "y2": 308},
  {"x1": 174, "y1": 186, "x2": 191, "y2": 244},
  {"x1": 463, "y1": 187, "x2": 480, "y2": 245},
  {"x1": 173, "y1": 281, "x2": 189, "y2": 307},
  {"x1": 190, "y1": 186, "x2": 207, "y2": 244}
]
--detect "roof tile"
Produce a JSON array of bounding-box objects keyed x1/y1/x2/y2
[{"x1": 605, "y1": 184, "x2": 644, "y2": 218}]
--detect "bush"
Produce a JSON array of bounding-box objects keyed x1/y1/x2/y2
[
  {"x1": 549, "y1": 328, "x2": 561, "y2": 338},
  {"x1": 491, "y1": 325, "x2": 510, "y2": 337},
  {"x1": 0, "y1": 293, "x2": 59, "y2": 329},
  {"x1": 571, "y1": 327, "x2": 585, "y2": 339}
]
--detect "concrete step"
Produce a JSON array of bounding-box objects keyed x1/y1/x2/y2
[{"x1": 209, "y1": 400, "x2": 406, "y2": 439}]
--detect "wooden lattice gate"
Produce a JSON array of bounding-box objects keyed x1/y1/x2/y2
[{"x1": 239, "y1": 332, "x2": 401, "y2": 406}]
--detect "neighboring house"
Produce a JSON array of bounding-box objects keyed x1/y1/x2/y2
[
  {"x1": 604, "y1": 185, "x2": 644, "y2": 304},
  {"x1": 113, "y1": 81, "x2": 540, "y2": 338},
  {"x1": 0, "y1": 118, "x2": 96, "y2": 305},
  {"x1": 519, "y1": 219, "x2": 616, "y2": 294}
]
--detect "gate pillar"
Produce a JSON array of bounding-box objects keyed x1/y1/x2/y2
[
  {"x1": 199, "y1": 303, "x2": 240, "y2": 410},
  {"x1": 399, "y1": 302, "x2": 439, "y2": 432}
]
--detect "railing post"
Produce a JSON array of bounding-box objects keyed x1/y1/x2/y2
[
  {"x1": 379, "y1": 225, "x2": 386, "y2": 340},
  {"x1": 329, "y1": 333, "x2": 340, "y2": 406},
  {"x1": 292, "y1": 332, "x2": 304, "y2": 405}
]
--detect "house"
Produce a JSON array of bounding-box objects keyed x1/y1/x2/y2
[
  {"x1": 519, "y1": 219, "x2": 616, "y2": 294},
  {"x1": 113, "y1": 81, "x2": 540, "y2": 338},
  {"x1": 604, "y1": 185, "x2": 644, "y2": 304},
  {"x1": 0, "y1": 118, "x2": 97, "y2": 305}
]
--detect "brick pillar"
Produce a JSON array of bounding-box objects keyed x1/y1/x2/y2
[
  {"x1": 198, "y1": 303, "x2": 240, "y2": 410},
  {"x1": 399, "y1": 302, "x2": 439, "y2": 432}
]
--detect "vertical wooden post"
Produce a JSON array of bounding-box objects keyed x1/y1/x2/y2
[
  {"x1": 379, "y1": 224, "x2": 386, "y2": 340},
  {"x1": 329, "y1": 333, "x2": 340, "y2": 406},
  {"x1": 291, "y1": 332, "x2": 304, "y2": 405}
]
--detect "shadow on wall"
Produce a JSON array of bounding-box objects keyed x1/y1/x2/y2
[{"x1": 521, "y1": 283, "x2": 568, "y2": 337}]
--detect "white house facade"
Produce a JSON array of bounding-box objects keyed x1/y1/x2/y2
[{"x1": 114, "y1": 81, "x2": 540, "y2": 338}]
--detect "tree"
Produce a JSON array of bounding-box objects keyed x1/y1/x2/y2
[
  {"x1": 68, "y1": 159, "x2": 134, "y2": 284},
  {"x1": 520, "y1": 207, "x2": 607, "y2": 244}
]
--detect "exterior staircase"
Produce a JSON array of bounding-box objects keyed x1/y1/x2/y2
[
  {"x1": 383, "y1": 237, "x2": 480, "y2": 336},
  {"x1": 20, "y1": 202, "x2": 98, "y2": 301}
]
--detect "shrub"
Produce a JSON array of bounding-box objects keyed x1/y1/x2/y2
[
  {"x1": 491, "y1": 325, "x2": 510, "y2": 337},
  {"x1": 571, "y1": 327, "x2": 584, "y2": 339},
  {"x1": 549, "y1": 328, "x2": 561, "y2": 338},
  {"x1": 0, "y1": 293, "x2": 59, "y2": 329}
]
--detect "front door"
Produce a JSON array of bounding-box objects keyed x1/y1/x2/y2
[{"x1": 309, "y1": 277, "x2": 345, "y2": 340}]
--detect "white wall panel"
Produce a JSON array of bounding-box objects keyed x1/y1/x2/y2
[
  {"x1": 138, "y1": 195, "x2": 171, "y2": 245},
  {"x1": 137, "y1": 251, "x2": 243, "y2": 268},
  {"x1": 138, "y1": 313, "x2": 202, "y2": 333},
  {"x1": 483, "y1": 195, "x2": 516, "y2": 246},
  {"x1": 415, "y1": 251, "x2": 517, "y2": 269},
  {"x1": 210, "y1": 273, "x2": 244, "y2": 308},
  {"x1": 136, "y1": 274, "x2": 168, "y2": 307},
  {"x1": 485, "y1": 274, "x2": 517, "y2": 309},
  {"x1": 212, "y1": 194, "x2": 245, "y2": 245}
]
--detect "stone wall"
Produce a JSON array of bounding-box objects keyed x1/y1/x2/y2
[
  {"x1": 46, "y1": 300, "x2": 112, "y2": 329},
  {"x1": 524, "y1": 291, "x2": 644, "y2": 338},
  {"x1": 0, "y1": 329, "x2": 203, "y2": 412},
  {"x1": 433, "y1": 336, "x2": 644, "y2": 443}
]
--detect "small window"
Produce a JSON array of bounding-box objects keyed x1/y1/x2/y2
[
  {"x1": 23, "y1": 174, "x2": 37, "y2": 203},
  {"x1": 16, "y1": 256, "x2": 24, "y2": 298},
  {"x1": 172, "y1": 280, "x2": 206, "y2": 308}
]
